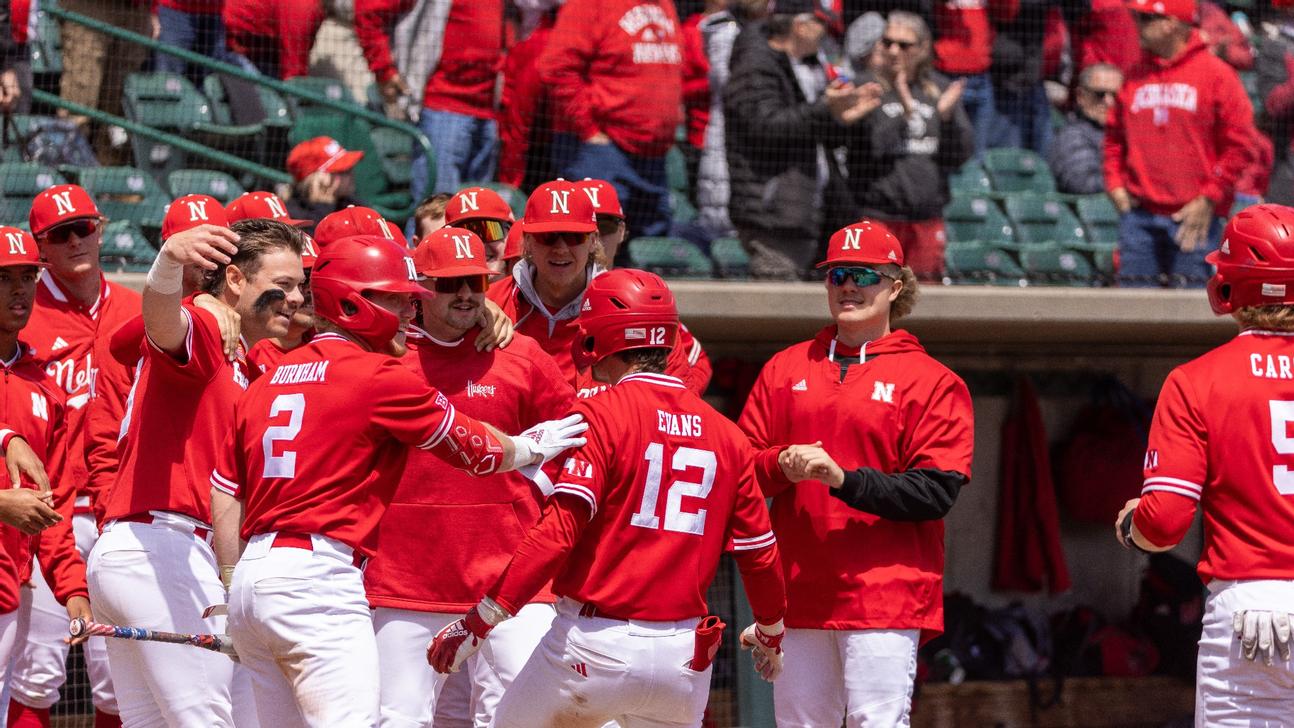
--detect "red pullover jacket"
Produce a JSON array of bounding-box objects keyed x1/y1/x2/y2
[
  {"x1": 1103, "y1": 35, "x2": 1256, "y2": 217},
  {"x1": 933, "y1": 0, "x2": 1019, "y2": 76}
]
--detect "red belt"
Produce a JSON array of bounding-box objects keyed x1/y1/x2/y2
[
  {"x1": 119, "y1": 512, "x2": 212, "y2": 541},
  {"x1": 271, "y1": 532, "x2": 364, "y2": 568},
  {"x1": 577, "y1": 602, "x2": 629, "y2": 622}
]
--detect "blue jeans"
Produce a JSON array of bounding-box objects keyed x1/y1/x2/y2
[
  {"x1": 952, "y1": 73, "x2": 994, "y2": 155},
  {"x1": 988, "y1": 83, "x2": 1052, "y2": 155},
  {"x1": 553, "y1": 133, "x2": 671, "y2": 238},
  {"x1": 155, "y1": 6, "x2": 234, "y2": 82},
  {"x1": 410, "y1": 110, "x2": 498, "y2": 202},
  {"x1": 1117, "y1": 208, "x2": 1222, "y2": 288}
]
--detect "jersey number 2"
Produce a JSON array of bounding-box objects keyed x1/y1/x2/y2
[
  {"x1": 630, "y1": 443, "x2": 716, "y2": 535},
  {"x1": 1271, "y1": 401, "x2": 1294, "y2": 495},
  {"x1": 262, "y1": 393, "x2": 305, "y2": 478}
]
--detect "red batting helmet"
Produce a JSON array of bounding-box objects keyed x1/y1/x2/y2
[
  {"x1": 309, "y1": 235, "x2": 426, "y2": 351},
  {"x1": 1206, "y1": 204, "x2": 1294, "y2": 315},
  {"x1": 574, "y1": 269, "x2": 679, "y2": 369}
]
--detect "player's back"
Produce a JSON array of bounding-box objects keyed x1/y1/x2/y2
[
  {"x1": 552, "y1": 372, "x2": 768, "y2": 621},
  {"x1": 1152, "y1": 331, "x2": 1294, "y2": 580}
]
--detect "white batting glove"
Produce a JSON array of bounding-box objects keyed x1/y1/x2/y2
[
  {"x1": 1233, "y1": 609, "x2": 1293, "y2": 665},
  {"x1": 510, "y1": 414, "x2": 589, "y2": 469},
  {"x1": 739, "y1": 620, "x2": 785, "y2": 682}
]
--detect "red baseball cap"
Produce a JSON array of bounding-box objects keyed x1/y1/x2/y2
[
  {"x1": 0, "y1": 227, "x2": 47, "y2": 268},
  {"x1": 162, "y1": 194, "x2": 229, "y2": 240},
  {"x1": 413, "y1": 226, "x2": 494, "y2": 279},
  {"x1": 314, "y1": 206, "x2": 405, "y2": 248},
  {"x1": 286, "y1": 136, "x2": 364, "y2": 182},
  {"x1": 502, "y1": 222, "x2": 523, "y2": 261},
  {"x1": 445, "y1": 187, "x2": 514, "y2": 224},
  {"x1": 577, "y1": 178, "x2": 624, "y2": 219},
  {"x1": 29, "y1": 184, "x2": 100, "y2": 236},
  {"x1": 817, "y1": 220, "x2": 905, "y2": 268},
  {"x1": 522, "y1": 179, "x2": 597, "y2": 234},
  {"x1": 1125, "y1": 0, "x2": 1197, "y2": 23},
  {"x1": 226, "y1": 191, "x2": 311, "y2": 227},
  {"x1": 301, "y1": 232, "x2": 319, "y2": 269}
]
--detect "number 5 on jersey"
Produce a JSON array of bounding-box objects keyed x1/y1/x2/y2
[{"x1": 630, "y1": 443, "x2": 715, "y2": 535}]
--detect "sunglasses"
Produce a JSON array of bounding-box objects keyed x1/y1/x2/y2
[
  {"x1": 530, "y1": 231, "x2": 591, "y2": 247},
  {"x1": 596, "y1": 216, "x2": 625, "y2": 237},
  {"x1": 461, "y1": 219, "x2": 509, "y2": 244},
  {"x1": 881, "y1": 37, "x2": 916, "y2": 51},
  {"x1": 1083, "y1": 87, "x2": 1119, "y2": 102},
  {"x1": 432, "y1": 275, "x2": 488, "y2": 294},
  {"x1": 827, "y1": 266, "x2": 894, "y2": 288},
  {"x1": 42, "y1": 218, "x2": 100, "y2": 244}
]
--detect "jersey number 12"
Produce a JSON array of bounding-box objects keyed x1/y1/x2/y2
[{"x1": 630, "y1": 443, "x2": 715, "y2": 536}]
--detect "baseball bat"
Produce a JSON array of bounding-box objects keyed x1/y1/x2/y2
[{"x1": 68, "y1": 618, "x2": 238, "y2": 657}]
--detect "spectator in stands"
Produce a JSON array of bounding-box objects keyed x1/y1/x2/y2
[
  {"x1": 284, "y1": 136, "x2": 366, "y2": 225},
  {"x1": 1199, "y1": 0, "x2": 1252, "y2": 70},
  {"x1": 155, "y1": 0, "x2": 235, "y2": 82},
  {"x1": 223, "y1": 0, "x2": 324, "y2": 79},
  {"x1": 844, "y1": 11, "x2": 972, "y2": 280},
  {"x1": 988, "y1": 0, "x2": 1083, "y2": 154},
  {"x1": 1104, "y1": 0, "x2": 1256, "y2": 287},
  {"x1": 1, "y1": 0, "x2": 26, "y2": 114},
  {"x1": 1072, "y1": 0, "x2": 1142, "y2": 76},
  {"x1": 499, "y1": 4, "x2": 561, "y2": 190},
  {"x1": 355, "y1": 0, "x2": 505, "y2": 207},
  {"x1": 681, "y1": 1, "x2": 722, "y2": 207},
  {"x1": 932, "y1": 0, "x2": 1018, "y2": 153},
  {"x1": 57, "y1": 0, "x2": 151, "y2": 165},
  {"x1": 1049, "y1": 63, "x2": 1123, "y2": 195},
  {"x1": 411, "y1": 193, "x2": 452, "y2": 243},
  {"x1": 697, "y1": 0, "x2": 769, "y2": 239},
  {"x1": 1258, "y1": 1, "x2": 1294, "y2": 205},
  {"x1": 725, "y1": 0, "x2": 878, "y2": 279},
  {"x1": 539, "y1": 0, "x2": 684, "y2": 240}
]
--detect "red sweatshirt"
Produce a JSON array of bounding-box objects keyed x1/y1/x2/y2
[
  {"x1": 680, "y1": 13, "x2": 710, "y2": 150},
  {"x1": 1103, "y1": 36, "x2": 1256, "y2": 216},
  {"x1": 933, "y1": 0, "x2": 1019, "y2": 76},
  {"x1": 539, "y1": 0, "x2": 684, "y2": 158},
  {"x1": 1074, "y1": 0, "x2": 1142, "y2": 75},
  {"x1": 223, "y1": 0, "x2": 324, "y2": 79},
  {"x1": 354, "y1": 0, "x2": 504, "y2": 119},
  {"x1": 159, "y1": 0, "x2": 224, "y2": 13},
  {"x1": 499, "y1": 18, "x2": 554, "y2": 187},
  {"x1": 1200, "y1": 1, "x2": 1253, "y2": 71}
]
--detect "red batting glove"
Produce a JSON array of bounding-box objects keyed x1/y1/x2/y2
[
  {"x1": 739, "y1": 620, "x2": 785, "y2": 681},
  {"x1": 427, "y1": 607, "x2": 493, "y2": 674}
]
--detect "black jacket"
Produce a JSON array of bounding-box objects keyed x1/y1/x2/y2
[
  {"x1": 991, "y1": 0, "x2": 1089, "y2": 93},
  {"x1": 845, "y1": 71, "x2": 973, "y2": 221},
  {"x1": 724, "y1": 22, "x2": 848, "y2": 239},
  {"x1": 1048, "y1": 112, "x2": 1106, "y2": 195}
]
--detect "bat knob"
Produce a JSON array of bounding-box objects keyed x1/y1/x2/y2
[{"x1": 68, "y1": 617, "x2": 86, "y2": 637}]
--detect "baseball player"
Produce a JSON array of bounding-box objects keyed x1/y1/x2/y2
[
  {"x1": 87, "y1": 218, "x2": 305, "y2": 726},
  {"x1": 429, "y1": 268, "x2": 788, "y2": 728},
  {"x1": 739, "y1": 221, "x2": 975, "y2": 728},
  {"x1": 0, "y1": 228, "x2": 93, "y2": 699},
  {"x1": 1115, "y1": 204, "x2": 1294, "y2": 726},
  {"x1": 364, "y1": 227, "x2": 574, "y2": 728},
  {"x1": 444, "y1": 187, "x2": 514, "y2": 276},
  {"x1": 226, "y1": 190, "x2": 313, "y2": 229},
  {"x1": 208, "y1": 235, "x2": 587, "y2": 727}
]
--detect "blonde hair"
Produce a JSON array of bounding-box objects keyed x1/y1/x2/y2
[
  {"x1": 885, "y1": 264, "x2": 919, "y2": 321},
  {"x1": 1234, "y1": 305, "x2": 1294, "y2": 332}
]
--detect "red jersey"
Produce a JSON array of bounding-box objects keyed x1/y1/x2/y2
[
  {"x1": 84, "y1": 316, "x2": 142, "y2": 522},
  {"x1": 104, "y1": 306, "x2": 252, "y2": 525},
  {"x1": 212, "y1": 333, "x2": 510, "y2": 558},
  {"x1": 511, "y1": 373, "x2": 779, "y2": 621},
  {"x1": 363, "y1": 328, "x2": 573, "y2": 611},
  {"x1": 1134, "y1": 331, "x2": 1294, "y2": 582},
  {"x1": 739, "y1": 327, "x2": 973, "y2": 637},
  {"x1": 222, "y1": 0, "x2": 325, "y2": 79},
  {"x1": 247, "y1": 337, "x2": 293, "y2": 375},
  {"x1": 539, "y1": 0, "x2": 684, "y2": 157},
  {"x1": 1103, "y1": 36, "x2": 1256, "y2": 216},
  {"x1": 27, "y1": 274, "x2": 140, "y2": 499},
  {"x1": 0, "y1": 344, "x2": 87, "y2": 613},
  {"x1": 159, "y1": 0, "x2": 223, "y2": 13}
]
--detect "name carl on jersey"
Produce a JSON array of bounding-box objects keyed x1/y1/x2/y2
[
  {"x1": 1251, "y1": 353, "x2": 1294, "y2": 380},
  {"x1": 269, "y1": 360, "x2": 330, "y2": 385}
]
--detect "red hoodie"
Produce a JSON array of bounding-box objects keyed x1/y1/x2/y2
[
  {"x1": 223, "y1": 0, "x2": 324, "y2": 79},
  {"x1": 681, "y1": 13, "x2": 711, "y2": 150},
  {"x1": 498, "y1": 16, "x2": 555, "y2": 187},
  {"x1": 539, "y1": 0, "x2": 684, "y2": 158},
  {"x1": 933, "y1": 0, "x2": 1019, "y2": 76},
  {"x1": 1073, "y1": 0, "x2": 1142, "y2": 75},
  {"x1": 1103, "y1": 35, "x2": 1256, "y2": 216},
  {"x1": 159, "y1": 0, "x2": 224, "y2": 13}
]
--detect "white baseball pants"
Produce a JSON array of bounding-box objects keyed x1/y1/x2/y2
[
  {"x1": 492, "y1": 598, "x2": 712, "y2": 728},
  {"x1": 1195, "y1": 579, "x2": 1294, "y2": 727},
  {"x1": 228, "y1": 532, "x2": 379, "y2": 728},
  {"x1": 373, "y1": 602, "x2": 555, "y2": 728},
  {"x1": 0, "y1": 594, "x2": 31, "y2": 703},
  {"x1": 10, "y1": 512, "x2": 118, "y2": 713},
  {"x1": 773, "y1": 628, "x2": 919, "y2": 728},
  {"x1": 87, "y1": 516, "x2": 235, "y2": 728}
]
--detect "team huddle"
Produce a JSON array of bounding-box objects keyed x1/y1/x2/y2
[{"x1": 0, "y1": 172, "x2": 1287, "y2": 728}]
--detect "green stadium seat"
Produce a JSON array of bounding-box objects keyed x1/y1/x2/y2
[
  {"x1": 666, "y1": 146, "x2": 688, "y2": 193},
  {"x1": 202, "y1": 74, "x2": 292, "y2": 130},
  {"x1": 371, "y1": 127, "x2": 413, "y2": 189},
  {"x1": 100, "y1": 220, "x2": 158, "y2": 273},
  {"x1": 982, "y1": 148, "x2": 1056, "y2": 194},
  {"x1": 124, "y1": 72, "x2": 262, "y2": 180},
  {"x1": 670, "y1": 190, "x2": 697, "y2": 224},
  {"x1": 284, "y1": 76, "x2": 359, "y2": 118},
  {"x1": 711, "y1": 236, "x2": 749, "y2": 279},
  {"x1": 944, "y1": 243, "x2": 1026, "y2": 286},
  {"x1": 949, "y1": 161, "x2": 992, "y2": 197},
  {"x1": 31, "y1": 8, "x2": 62, "y2": 77},
  {"x1": 166, "y1": 169, "x2": 245, "y2": 204},
  {"x1": 1092, "y1": 246, "x2": 1116, "y2": 279},
  {"x1": 466, "y1": 181, "x2": 526, "y2": 219},
  {"x1": 628, "y1": 237, "x2": 713, "y2": 279},
  {"x1": 1004, "y1": 194, "x2": 1090, "y2": 248},
  {"x1": 78, "y1": 167, "x2": 167, "y2": 232},
  {"x1": 0, "y1": 198, "x2": 30, "y2": 228},
  {"x1": 943, "y1": 195, "x2": 1019, "y2": 249},
  {"x1": 0, "y1": 163, "x2": 65, "y2": 200},
  {"x1": 1075, "y1": 194, "x2": 1121, "y2": 247},
  {"x1": 1020, "y1": 244, "x2": 1097, "y2": 286}
]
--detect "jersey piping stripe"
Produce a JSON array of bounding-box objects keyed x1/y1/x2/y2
[
  {"x1": 210, "y1": 470, "x2": 239, "y2": 496},
  {"x1": 1142, "y1": 476, "x2": 1202, "y2": 493},
  {"x1": 1239, "y1": 330, "x2": 1294, "y2": 337},
  {"x1": 619, "y1": 373, "x2": 685, "y2": 389},
  {"x1": 1141, "y1": 484, "x2": 1202, "y2": 501},
  {"x1": 553, "y1": 483, "x2": 597, "y2": 517},
  {"x1": 310, "y1": 332, "x2": 352, "y2": 345},
  {"x1": 417, "y1": 404, "x2": 457, "y2": 450},
  {"x1": 688, "y1": 338, "x2": 701, "y2": 366},
  {"x1": 731, "y1": 531, "x2": 776, "y2": 551}
]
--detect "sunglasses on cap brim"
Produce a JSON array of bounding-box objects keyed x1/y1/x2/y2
[
  {"x1": 41, "y1": 218, "x2": 100, "y2": 244},
  {"x1": 827, "y1": 266, "x2": 896, "y2": 288},
  {"x1": 461, "y1": 219, "x2": 509, "y2": 243},
  {"x1": 432, "y1": 275, "x2": 488, "y2": 294}
]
